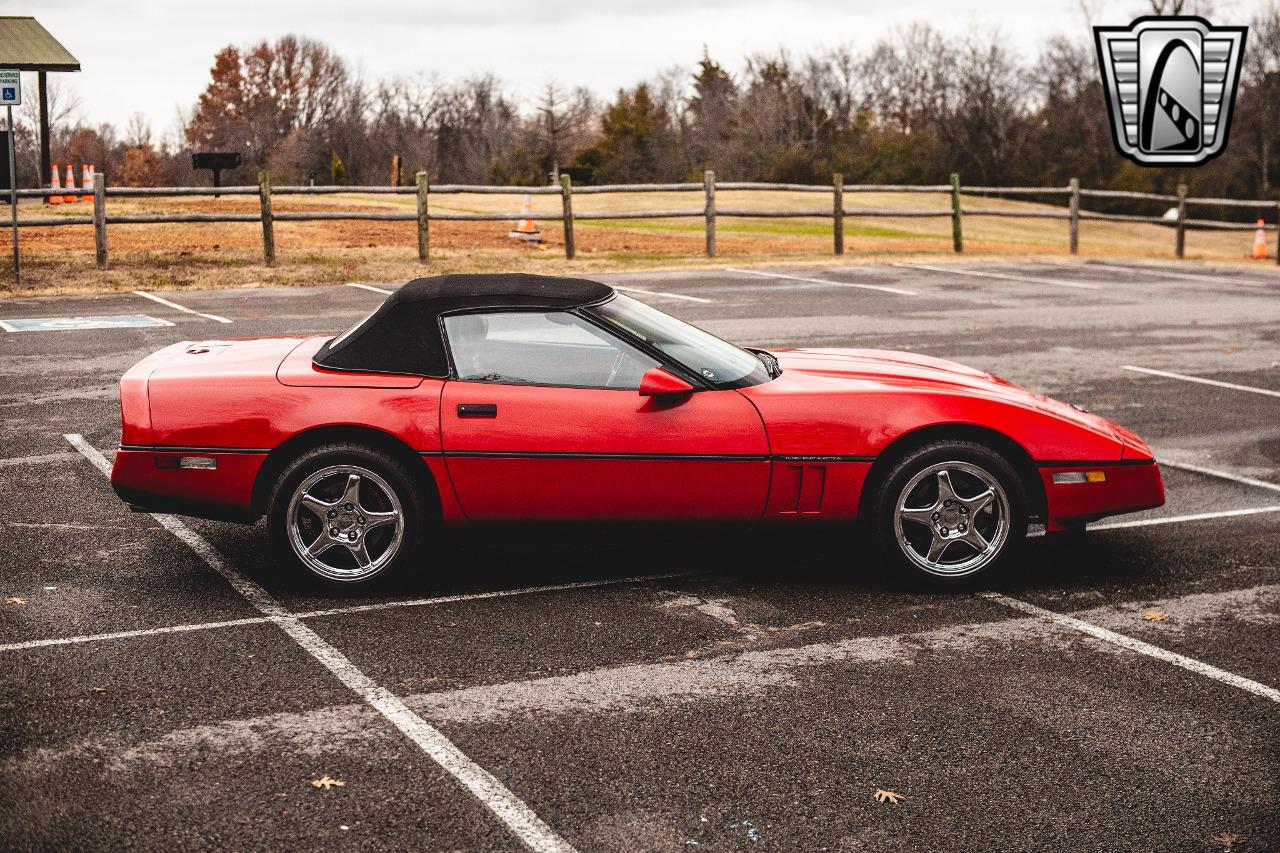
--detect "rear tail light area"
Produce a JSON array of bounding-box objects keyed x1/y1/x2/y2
[{"x1": 155, "y1": 455, "x2": 218, "y2": 470}]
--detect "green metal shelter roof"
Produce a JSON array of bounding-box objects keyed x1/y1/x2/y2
[{"x1": 0, "y1": 16, "x2": 79, "y2": 72}]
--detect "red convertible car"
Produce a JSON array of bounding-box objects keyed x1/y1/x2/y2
[{"x1": 111, "y1": 274, "x2": 1164, "y2": 586}]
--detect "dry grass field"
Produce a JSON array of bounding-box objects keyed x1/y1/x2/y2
[{"x1": 2, "y1": 187, "x2": 1273, "y2": 296}]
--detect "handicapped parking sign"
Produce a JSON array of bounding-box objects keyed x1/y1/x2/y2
[{"x1": 0, "y1": 70, "x2": 18, "y2": 106}]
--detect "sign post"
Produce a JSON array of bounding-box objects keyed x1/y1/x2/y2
[
  {"x1": 1, "y1": 69, "x2": 20, "y2": 283},
  {"x1": 192, "y1": 152, "x2": 241, "y2": 199}
]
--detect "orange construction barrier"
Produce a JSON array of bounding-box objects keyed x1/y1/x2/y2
[
  {"x1": 48, "y1": 165, "x2": 63, "y2": 205},
  {"x1": 64, "y1": 163, "x2": 78, "y2": 203},
  {"x1": 508, "y1": 194, "x2": 541, "y2": 243},
  {"x1": 1251, "y1": 218, "x2": 1268, "y2": 259},
  {"x1": 81, "y1": 164, "x2": 94, "y2": 202}
]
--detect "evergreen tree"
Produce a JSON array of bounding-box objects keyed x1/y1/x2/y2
[{"x1": 687, "y1": 51, "x2": 737, "y2": 173}]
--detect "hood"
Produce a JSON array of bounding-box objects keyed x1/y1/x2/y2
[
  {"x1": 770, "y1": 348, "x2": 1125, "y2": 442},
  {"x1": 774, "y1": 348, "x2": 994, "y2": 387}
]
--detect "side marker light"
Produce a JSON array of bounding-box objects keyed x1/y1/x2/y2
[{"x1": 1052, "y1": 471, "x2": 1106, "y2": 484}]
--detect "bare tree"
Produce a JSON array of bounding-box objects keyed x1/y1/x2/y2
[
  {"x1": 537, "y1": 81, "x2": 595, "y2": 182},
  {"x1": 370, "y1": 73, "x2": 445, "y2": 178},
  {"x1": 860, "y1": 24, "x2": 954, "y2": 135},
  {"x1": 433, "y1": 75, "x2": 521, "y2": 183},
  {"x1": 1026, "y1": 36, "x2": 1115, "y2": 186},
  {"x1": 803, "y1": 45, "x2": 863, "y2": 135},
  {"x1": 941, "y1": 36, "x2": 1029, "y2": 185},
  {"x1": 1146, "y1": 0, "x2": 1216, "y2": 15},
  {"x1": 1236, "y1": 2, "x2": 1280, "y2": 196},
  {"x1": 1076, "y1": 0, "x2": 1105, "y2": 28},
  {"x1": 12, "y1": 78, "x2": 81, "y2": 187},
  {"x1": 186, "y1": 35, "x2": 355, "y2": 175},
  {"x1": 123, "y1": 113, "x2": 152, "y2": 150}
]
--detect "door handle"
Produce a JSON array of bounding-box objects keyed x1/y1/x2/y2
[{"x1": 457, "y1": 403, "x2": 497, "y2": 418}]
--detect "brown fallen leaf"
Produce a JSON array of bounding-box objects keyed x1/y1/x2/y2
[
  {"x1": 874, "y1": 789, "x2": 905, "y2": 805},
  {"x1": 1210, "y1": 833, "x2": 1242, "y2": 848},
  {"x1": 1141, "y1": 610, "x2": 1168, "y2": 622},
  {"x1": 4, "y1": 596, "x2": 26, "y2": 606},
  {"x1": 310, "y1": 775, "x2": 345, "y2": 790}
]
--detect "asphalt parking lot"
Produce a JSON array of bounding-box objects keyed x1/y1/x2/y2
[{"x1": 1, "y1": 259, "x2": 1278, "y2": 851}]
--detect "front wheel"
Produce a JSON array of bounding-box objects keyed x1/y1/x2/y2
[
  {"x1": 872, "y1": 441, "x2": 1027, "y2": 583},
  {"x1": 268, "y1": 443, "x2": 425, "y2": 587}
]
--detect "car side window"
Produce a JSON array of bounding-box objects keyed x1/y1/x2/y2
[{"x1": 443, "y1": 311, "x2": 659, "y2": 389}]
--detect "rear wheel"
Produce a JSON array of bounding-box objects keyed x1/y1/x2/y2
[
  {"x1": 268, "y1": 443, "x2": 425, "y2": 587},
  {"x1": 872, "y1": 440, "x2": 1027, "y2": 583}
]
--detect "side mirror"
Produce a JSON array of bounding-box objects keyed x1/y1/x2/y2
[{"x1": 638, "y1": 367, "x2": 694, "y2": 397}]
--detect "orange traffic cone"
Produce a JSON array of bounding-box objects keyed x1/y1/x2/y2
[
  {"x1": 508, "y1": 194, "x2": 541, "y2": 243},
  {"x1": 64, "y1": 163, "x2": 78, "y2": 203},
  {"x1": 1251, "y1": 218, "x2": 1268, "y2": 260},
  {"x1": 80, "y1": 164, "x2": 94, "y2": 202},
  {"x1": 48, "y1": 165, "x2": 63, "y2": 205}
]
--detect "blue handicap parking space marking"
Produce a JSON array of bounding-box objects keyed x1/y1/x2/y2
[{"x1": 0, "y1": 314, "x2": 176, "y2": 333}]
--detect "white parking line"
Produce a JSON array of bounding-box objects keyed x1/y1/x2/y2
[
  {"x1": 726, "y1": 267, "x2": 918, "y2": 296},
  {"x1": 1122, "y1": 365, "x2": 1280, "y2": 399},
  {"x1": 0, "y1": 616, "x2": 273, "y2": 653},
  {"x1": 1158, "y1": 459, "x2": 1280, "y2": 494},
  {"x1": 1091, "y1": 504, "x2": 1280, "y2": 531},
  {"x1": 894, "y1": 263, "x2": 1103, "y2": 291},
  {"x1": 982, "y1": 592, "x2": 1280, "y2": 704},
  {"x1": 63, "y1": 433, "x2": 576, "y2": 853},
  {"x1": 0, "y1": 573, "x2": 689, "y2": 655},
  {"x1": 0, "y1": 451, "x2": 79, "y2": 468},
  {"x1": 297, "y1": 573, "x2": 692, "y2": 619},
  {"x1": 1054, "y1": 261, "x2": 1269, "y2": 288},
  {"x1": 346, "y1": 283, "x2": 394, "y2": 295},
  {"x1": 132, "y1": 290, "x2": 232, "y2": 324},
  {"x1": 613, "y1": 285, "x2": 713, "y2": 304}
]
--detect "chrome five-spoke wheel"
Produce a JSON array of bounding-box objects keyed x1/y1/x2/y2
[
  {"x1": 892, "y1": 460, "x2": 1010, "y2": 577},
  {"x1": 286, "y1": 464, "x2": 404, "y2": 582}
]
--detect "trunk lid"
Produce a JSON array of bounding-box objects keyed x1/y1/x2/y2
[{"x1": 145, "y1": 337, "x2": 309, "y2": 382}]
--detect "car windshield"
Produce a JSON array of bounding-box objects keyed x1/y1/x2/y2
[{"x1": 588, "y1": 294, "x2": 773, "y2": 389}]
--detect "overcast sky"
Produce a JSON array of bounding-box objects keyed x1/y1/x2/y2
[{"x1": 2, "y1": 0, "x2": 1260, "y2": 138}]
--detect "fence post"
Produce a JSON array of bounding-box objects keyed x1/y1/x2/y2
[
  {"x1": 949, "y1": 172, "x2": 963, "y2": 253},
  {"x1": 1068, "y1": 177, "x2": 1080, "y2": 255},
  {"x1": 833, "y1": 173, "x2": 844, "y2": 255},
  {"x1": 93, "y1": 171, "x2": 108, "y2": 270},
  {"x1": 704, "y1": 169, "x2": 716, "y2": 258},
  {"x1": 1174, "y1": 183, "x2": 1187, "y2": 259},
  {"x1": 258, "y1": 171, "x2": 275, "y2": 267},
  {"x1": 1274, "y1": 203, "x2": 1279, "y2": 266},
  {"x1": 415, "y1": 171, "x2": 429, "y2": 263},
  {"x1": 560, "y1": 174, "x2": 575, "y2": 260}
]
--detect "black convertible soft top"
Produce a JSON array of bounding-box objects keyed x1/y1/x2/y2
[{"x1": 313, "y1": 273, "x2": 615, "y2": 377}]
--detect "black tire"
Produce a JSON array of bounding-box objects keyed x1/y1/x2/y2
[
  {"x1": 267, "y1": 442, "x2": 427, "y2": 588},
  {"x1": 870, "y1": 440, "x2": 1027, "y2": 584}
]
